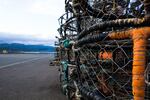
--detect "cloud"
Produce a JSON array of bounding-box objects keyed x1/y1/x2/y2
[
  {"x1": 29, "y1": 0, "x2": 64, "y2": 16},
  {"x1": 0, "y1": 0, "x2": 63, "y2": 46},
  {"x1": 0, "y1": 32, "x2": 56, "y2": 46}
]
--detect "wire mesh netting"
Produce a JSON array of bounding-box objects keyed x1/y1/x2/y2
[{"x1": 55, "y1": 0, "x2": 150, "y2": 100}]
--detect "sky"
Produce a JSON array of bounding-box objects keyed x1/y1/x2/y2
[{"x1": 0, "y1": 0, "x2": 65, "y2": 46}]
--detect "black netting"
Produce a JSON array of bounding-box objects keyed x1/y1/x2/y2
[{"x1": 55, "y1": 0, "x2": 150, "y2": 99}]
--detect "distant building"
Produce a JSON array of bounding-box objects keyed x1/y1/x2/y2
[{"x1": 2, "y1": 50, "x2": 8, "y2": 54}]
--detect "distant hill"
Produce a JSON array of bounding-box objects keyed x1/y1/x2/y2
[{"x1": 0, "y1": 43, "x2": 55, "y2": 53}]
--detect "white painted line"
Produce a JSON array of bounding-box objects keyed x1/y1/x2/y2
[{"x1": 0, "y1": 56, "x2": 48, "y2": 69}]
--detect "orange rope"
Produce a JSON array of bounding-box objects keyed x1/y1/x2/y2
[
  {"x1": 132, "y1": 28, "x2": 148, "y2": 100},
  {"x1": 108, "y1": 27, "x2": 150, "y2": 100}
]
